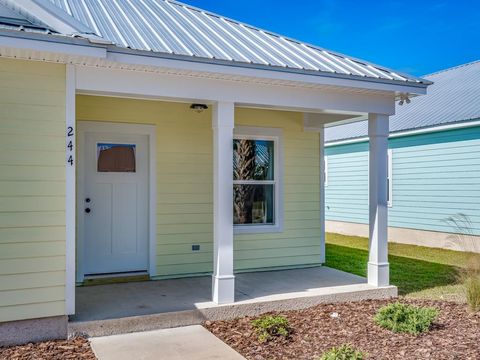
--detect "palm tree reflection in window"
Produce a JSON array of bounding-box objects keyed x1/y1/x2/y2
[{"x1": 233, "y1": 139, "x2": 274, "y2": 225}]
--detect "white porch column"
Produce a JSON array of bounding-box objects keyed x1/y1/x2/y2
[
  {"x1": 65, "y1": 64, "x2": 76, "y2": 315},
  {"x1": 368, "y1": 113, "x2": 390, "y2": 287},
  {"x1": 212, "y1": 101, "x2": 235, "y2": 304},
  {"x1": 319, "y1": 125, "x2": 326, "y2": 263}
]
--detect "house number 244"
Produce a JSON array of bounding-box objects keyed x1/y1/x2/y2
[{"x1": 67, "y1": 126, "x2": 74, "y2": 166}]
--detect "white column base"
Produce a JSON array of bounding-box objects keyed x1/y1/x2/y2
[
  {"x1": 368, "y1": 262, "x2": 389, "y2": 287},
  {"x1": 212, "y1": 275, "x2": 235, "y2": 304}
]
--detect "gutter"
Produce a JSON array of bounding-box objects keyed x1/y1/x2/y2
[
  {"x1": 107, "y1": 47, "x2": 431, "y2": 90},
  {"x1": 0, "y1": 28, "x2": 429, "y2": 95},
  {"x1": 0, "y1": 29, "x2": 107, "y2": 58}
]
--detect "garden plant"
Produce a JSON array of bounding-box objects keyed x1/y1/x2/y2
[
  {"x1": 318, "y1": 344, "x2": 366, "y2": 360},
  {"x1": 374, "y1": 302, "x2": 439, "y2": 335},
  {"x1": 251, "y1": 315, "x2": 291, "y2": 342}
]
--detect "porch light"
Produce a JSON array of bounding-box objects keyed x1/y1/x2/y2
[{"x1": 190, "y1": 103, "x2": 209, "y2": 113}]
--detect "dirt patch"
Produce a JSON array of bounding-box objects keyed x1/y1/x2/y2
[
  {"x1": 0, "y1": 337, "x2": 96, "y2": 360},
  {"x1": 205, "y1": 299, "x2": 480, "y2": 360}
]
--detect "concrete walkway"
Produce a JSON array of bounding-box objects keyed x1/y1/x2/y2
[{"x1": 90, "y1": 325, "x2": 245, "y2": 360}]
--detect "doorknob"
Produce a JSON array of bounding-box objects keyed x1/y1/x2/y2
[
  {"x1": 85, "y1": 208, "x2": 91, "y2": 214},
  {"x1": 85, "y1": 198, "x2": 91, "y2": 203}
]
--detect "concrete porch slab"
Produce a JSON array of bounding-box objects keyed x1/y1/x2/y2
[
  {"x1": 70, "y1": 267, "x2": 397, "y2": 337},
  {"x1": 90, "y1": 325, "x2": 245, "y2": 360}
]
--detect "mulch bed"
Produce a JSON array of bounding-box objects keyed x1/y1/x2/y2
[
  {"x1": 0, "y1": 337, "x2": 96, "y2": 360},
  {"x1": 205, "y1": 299, "x2": 480, "y2": 360}
]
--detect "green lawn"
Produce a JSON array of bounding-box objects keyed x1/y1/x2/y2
[{"x1": 325, "y1": 233, "x2": 480, "y2": 301}]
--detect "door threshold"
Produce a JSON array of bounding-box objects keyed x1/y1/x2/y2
[{"x1": 81, "y1": 272, "x2": 150, "y2": 286}]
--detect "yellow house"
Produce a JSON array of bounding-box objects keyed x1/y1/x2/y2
[{"x1": 0, "y1": 0, "x2": 430, "y2": 345}]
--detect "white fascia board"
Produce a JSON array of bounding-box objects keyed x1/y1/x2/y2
[
  {"x1": 76, "y1": 65, "x2": 396, "y2": 115},
  {"x1": 0, "y1": 33, "x2": 107, "y2": 59},
  {"x1": 0, "y1": 29, "x2": 427, "y2": 96},
  {"x1": 8, "y1": 0, "x2": 93, "y2": 34},
  {"x1": 325, "y1": 118, "x2": 480, "y2": 147},
  {"x1": 108, "y1": 51, "x2": 428, "y2": 96}
]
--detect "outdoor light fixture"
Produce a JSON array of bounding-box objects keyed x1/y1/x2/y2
[
  {"x1": 398, "y1": 93, "x2": 411, "y2": 106},
  {"x1": 190, "y1": 103, "x2": 208, "y2": 113}
]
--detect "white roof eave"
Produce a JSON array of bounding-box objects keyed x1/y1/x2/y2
[
  {"x1": 0, "y1": 28, "x2": 429, "y2": 96},
  {"x1": 106, "y1": 46, "x2": 431, "y2": 93}
]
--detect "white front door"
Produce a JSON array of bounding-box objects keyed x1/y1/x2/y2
[{"x1": 82, "y1": 131, "x2": 149, "y2": 275}]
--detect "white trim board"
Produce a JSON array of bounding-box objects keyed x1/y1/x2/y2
[
  {"x1": 325, "y1": 119, "x2": 480, "y2": 147},
  {"x1": 65, "y1": 64, "x2": 76, "y2": 315},
  {"x1": 75, "y1": 121, "x2": 157, "y2": 283}
]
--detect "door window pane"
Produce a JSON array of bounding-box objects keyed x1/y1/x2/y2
[
  {"x1": 233, "y1": 139, "x2": 274, "y2": 181},
  {"x1": 97, "y1": 144, "x2": 136, "y2": 173},
  {"x1": 233, "y1": 184, "x2": 274, "y2": 225}
]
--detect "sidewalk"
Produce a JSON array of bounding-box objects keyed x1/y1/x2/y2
[{"x1": 89, "y1": 325, "x2": 246, "y2": 360}]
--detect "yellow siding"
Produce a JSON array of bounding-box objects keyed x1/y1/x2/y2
[
  {"x1": 77, "y1": 95, "x2": 321, "y2": 278},
  {"x1": 235, "y1": 108, "x2": 321, "y2": 270},
  {"x1": 76, "y1": 96, "x2": 213, "y2": 277},
  {"x1": 0, "y1": 58, "x2": 66, "y2": 322}
]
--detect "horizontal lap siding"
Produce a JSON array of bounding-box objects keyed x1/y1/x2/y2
[
  {"x1": 77, "y1": 97, "x2": 321, "y2": 277},
  {"x1": 389, "y1": 127, "x2": 480, "y2": 235},
  {"x1": 325, "y1": 126, "x2": 480, "y2": 236},
  {"x1": 234, "y1": 108, "x2": 321, "y2": 271},
  {"x1": 0, "y1": 59, "x2": 66, "y2": 322},
  {"x1": 76, "y1": 96, "x2": 214, "y2": 278},
  {"x1": 325, "y1": 142, "x2": 369, "y2": 224}
]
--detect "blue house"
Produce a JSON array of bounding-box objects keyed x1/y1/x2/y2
[{"x1": 325, "y1": 61, "x2": 480, "y2": 253}]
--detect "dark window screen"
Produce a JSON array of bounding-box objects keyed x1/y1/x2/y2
[{"x1": 97, "y1": 144, "x2": 136, "y2": 172}]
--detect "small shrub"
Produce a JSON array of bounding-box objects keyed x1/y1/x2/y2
[
  {"x1": 374, "y1": 302, "x2": 439, "y2": 335},
  {"x1": 251, "y1": 315, "x2": 291, "y2": 342},
  {"x1": 459, "y1": 255, "x2": 480, "y2": 312},
  {"x1": 319, "y1": 344, "x2": 366, "y2": 360},
  {"x1": 464, "y1": 274, "x2": 480, "y2": 312}
]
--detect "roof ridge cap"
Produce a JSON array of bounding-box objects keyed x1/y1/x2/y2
[{"x1": 424, "y1": 59, "x2": 480, "y2": 78}]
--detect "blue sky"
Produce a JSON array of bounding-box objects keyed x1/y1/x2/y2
[{"x1": 184, "y1": 0, "x2": 479, "y2": 77}]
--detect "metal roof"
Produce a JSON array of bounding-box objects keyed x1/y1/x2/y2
[
  {"x1": 325, "y1": 60, "x2": 480, "y2": 143},
  {"x1": 20, "y1": 0, "x2": 426, "y2": 85},
  {"x1": 0, "y1": 2, "x2": 49, "y2": 30}
]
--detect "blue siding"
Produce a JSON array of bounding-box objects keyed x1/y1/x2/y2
[{"x1": 325, "y1": 126, "x2": 480, "y2": 236}]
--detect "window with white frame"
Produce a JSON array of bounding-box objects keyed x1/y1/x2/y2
[
  {"x1": 387, "y1": 149, "x2": 393, "y2": 207},
  {"x1": 233, "y1": 127, "x2": 282, "y2": 232}
]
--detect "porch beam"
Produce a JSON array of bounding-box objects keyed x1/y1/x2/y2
[
  {"x1": 75, "y1": 66, "x2": 396, "y2": 115},
  {"x1": 368, "y1": 113, "x2": 390, "y2": 287},
  {"x1": 212, "y1": 101, "x2": 235, "y2": 304}
]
